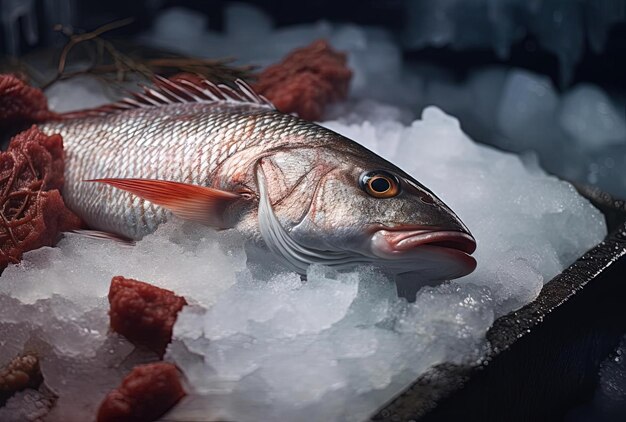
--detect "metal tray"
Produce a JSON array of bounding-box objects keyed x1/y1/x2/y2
[{"x1": 373, "y1": 185, "x2": 626, "y2": 422}]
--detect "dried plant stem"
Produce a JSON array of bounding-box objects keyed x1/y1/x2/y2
[{"x1": 35, "y1": 18, "x2": 256, "y2": 91}]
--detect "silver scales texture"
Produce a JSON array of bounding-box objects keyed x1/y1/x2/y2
[{"x1": 41, "y1": 102, "x2": 335, "y2": 239}]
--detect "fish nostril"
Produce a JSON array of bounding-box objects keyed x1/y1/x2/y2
[{"x1": 419, "y1": 194, "x2": 435, "y2": 205}]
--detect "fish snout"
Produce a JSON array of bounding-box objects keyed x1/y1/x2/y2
[{"x1": 369, "y1": 225, "x2": 477, "y2": 279}]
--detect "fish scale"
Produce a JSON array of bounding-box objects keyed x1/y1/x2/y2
[{"x1": 40, "y1": 102, "x2": 334, "y2": 239}]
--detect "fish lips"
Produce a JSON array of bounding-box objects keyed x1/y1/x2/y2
[{"x1": 370, "y1": 227, "x2": 477, "y2": 280}]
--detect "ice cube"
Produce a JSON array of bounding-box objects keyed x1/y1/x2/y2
[
  {"x1": 559, "y1": 84, "x2": 626, "y2": 149},
  {"x1": 496, "y1": 69, "x2": 561, "y2": 152},
  {"x1": 45, "y1": 76, "x2": 117, "y2": 113},
  {"x1": 224, "y1": 2, "x2": 273, "y2": 39},
  {"x1": 1, "y1": 0, "x2": 38, "y2": 56}
]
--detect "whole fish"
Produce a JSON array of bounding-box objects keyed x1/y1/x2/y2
[{"x1": 41, "y1": 77, "x2": 476, "y2": 280}]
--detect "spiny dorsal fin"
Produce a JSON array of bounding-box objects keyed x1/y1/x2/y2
[{"x1": 63, "y1": 76, "x2": 274, "y2": 118}]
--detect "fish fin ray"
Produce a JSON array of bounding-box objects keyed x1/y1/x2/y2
[
  {"x1": 62, "y1": 77, "x2": 274, "y2": 118},
  {"x1": 70, "y1": 229, "x2": 136, "y2": 245},
  {"x1": 87, "y1": 178, "x2": 242, "y2": 228}
]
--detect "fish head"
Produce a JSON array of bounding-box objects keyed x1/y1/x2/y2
[{"x1": 255, "y1": 145, "x2": 476, "y2": 280}]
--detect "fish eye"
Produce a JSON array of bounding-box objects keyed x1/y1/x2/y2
[{"x1": 360, "y1": 171, "x2": 400, "y2": 198}]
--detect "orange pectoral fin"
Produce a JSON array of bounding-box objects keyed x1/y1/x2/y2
[{"x1": 86, "y1": 178, "x2": 243, "y2": 228}]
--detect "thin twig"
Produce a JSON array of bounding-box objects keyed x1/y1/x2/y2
[
  {"x1": 56, "y1": 18, "x2": 134, "y2": 75},
  {"x1": 28, "y1": 18, "x2": 257, "y2": 92}
]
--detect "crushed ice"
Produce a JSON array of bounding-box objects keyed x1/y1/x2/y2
[{"x1": 0, "y1": 105, "x2": 606, "y2": 421}]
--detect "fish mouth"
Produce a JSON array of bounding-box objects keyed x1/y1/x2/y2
[
  {"x1": 390, "y1": 229, "x2": 476, "y2": 254},
  {"x1": 370, "y1": 226, "x2": 477, "y2": 279}
]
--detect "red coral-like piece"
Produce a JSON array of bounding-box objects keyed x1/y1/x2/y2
[
  {"x1": 253, "y1": 39, "x2": 352, "y2": 121},
  {"x1": 0, "y1": 74, "x2": 57, "y2": 127},
  {"x1": 108, "y1": 276, "x2": 188, "y2": 357},
  {"x1": 97, "y1": 362, "x2": 185, "y2": 422},
  {"x1": 0, "y1": 126, "x2": 82, "y2": 269}
]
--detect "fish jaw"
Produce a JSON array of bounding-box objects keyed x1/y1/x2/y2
[{"x1": 369, "y1": 226, "x2": 477, "y2": 280}]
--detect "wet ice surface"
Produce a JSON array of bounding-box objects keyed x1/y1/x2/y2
[
  {"x1": 45, "y1": 75, "x2": 120, "y2": 113},
  {"x1": 0, "y1": 223, "x2": 243, "y2": 421},
  {"x1": 0, "y1": 104, "x2": 607, "y2": 421},
  {"x1": 0, "y1": 388, "x2": 55, "y2": 422}
]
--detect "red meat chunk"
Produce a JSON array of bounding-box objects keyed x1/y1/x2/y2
[
  {"x1": 108, "y1": 276, "x2": 188, "y2": 357},
  {"x1": 253, "y1": 39, "x2": 353, "y2": 120},
  {"x1": 97, "y1": 362, "x2": 185, "y2": 422},
  {"x1": 0, "y1": 126, "x2": 82, "y2": 269}
]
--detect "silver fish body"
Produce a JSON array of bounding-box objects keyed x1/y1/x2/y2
[
  {"x1": 42, "y1": 103, "x2": 322, "y2": 239},
  {"x1": 41, "y1": 83, "x2": 476, "y2": 280}
]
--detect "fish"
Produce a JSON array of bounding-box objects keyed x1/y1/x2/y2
[{"x1": 40, "y1": 77, "x2": 477, "y2": 280}]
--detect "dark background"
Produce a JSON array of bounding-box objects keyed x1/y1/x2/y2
[{"x1": 4, "y1": 0, "x2": 626, "y2": 93}]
